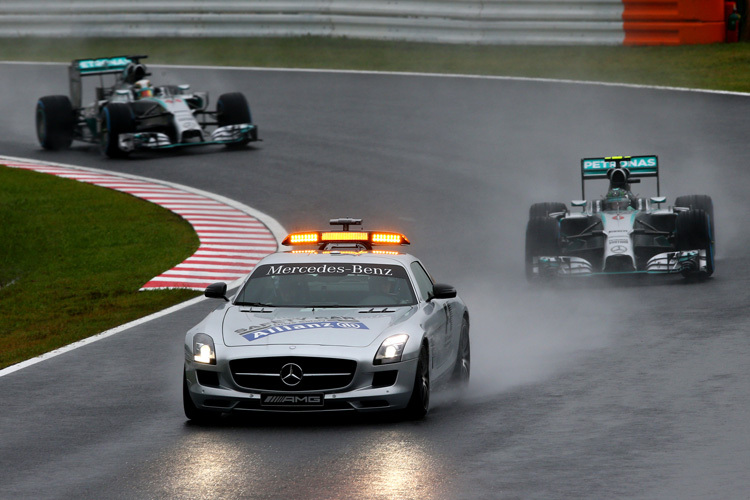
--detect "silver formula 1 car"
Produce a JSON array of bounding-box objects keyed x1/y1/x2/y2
[
  {"x1": 35, "y1": 55, "x2": 259, "y2": 158},
  {"x1": 183, "y1": 218, "x2": 470, "y2": 422},
  {"x1": 525, "y1": 155, "x2": 715, "y2": 280}
]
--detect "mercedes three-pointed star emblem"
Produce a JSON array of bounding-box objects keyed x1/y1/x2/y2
[{"x1": 280, "y1": 363, "x2": 304, "y2": 386}]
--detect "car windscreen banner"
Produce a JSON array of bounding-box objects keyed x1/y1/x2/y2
[{"x1": 254, "y1": 263, "x2": 409, "y2": 279}]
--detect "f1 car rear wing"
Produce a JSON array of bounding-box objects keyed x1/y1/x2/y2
[
  {"x1": 580, "y1": 155, "x2": 659, "y2": 198},
  {"x1": 68, "y1": 55, "x2": 149, "y2": 109}
]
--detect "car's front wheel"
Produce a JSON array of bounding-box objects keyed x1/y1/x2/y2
[
  {"x1": 216, "y1": 92, "x2": 253, "y2": 148},
  {"x1": 183, "y1": 370, "x2": 221, "y2": 424},
  {"x1": 404, "y1": 344, "x2": 430, "y2": 420},
  {"x1": 525, "y1": 216, "x2": 561, "y2": 280},
  {"x1": 450, "y1": 318, "x2": 471, "y2": 390},
  {"x1": 676, "y1": 208, "x2": 714, "y2": 277},
  {"x1": 36, "y1": 95, "x2": 75, "y2": 150},
  {"x1": 675, "y1": 194, "x2": 715, "y2": 246},
  {"x1": 99, "y1": 103, "x2": 134, "y2": 158}
]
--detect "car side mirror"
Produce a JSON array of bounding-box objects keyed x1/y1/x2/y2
[
  {"x1": 205, "y1": 282, "x2": 228, "y2": 301},
  {"x1": 430, "y1": 283, "x2": 457, "y2": 300},
  {"x1": 650, "y1": 196, "x2": 667, "y2": 205}
]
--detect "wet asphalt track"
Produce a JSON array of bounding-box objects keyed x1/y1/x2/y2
[{"x1": 2, "y1": 62, "x2": 750, "y2": 499}]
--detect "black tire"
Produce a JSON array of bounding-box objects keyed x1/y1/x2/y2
[
  {"x1": 36, "y1": 95, "x2": 75, "y2": 150},
  {"x1": 217, "y1": 92, "x2": 252, "y2": 148},
  {"x1": 183, "y1": 370, "x2": 221, "y2": 424},
  {"x1": 450, "y1": 318, "x2": 471, "y2": 390},
  {"x1": 404, "y1": 344, "x2": 430, "y2": 420},
  {"x1": 675, "y1": 208, "x2": 714, "y2": 277},
  {"x1": 99, "y1": 103, "x2": 134, "y2": 158},
  {"x1": 525, "y1": 216, "x2": 561, "y2": 280},
  {"x1": 529, "y1": 202, "x2": 567, "y2": 218},
  {"x1": 675, "y1": 195, "x2": 715, "y2": 243}
]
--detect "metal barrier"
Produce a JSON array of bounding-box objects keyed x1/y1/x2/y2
[
  {"x1": 0, "y1": 1, "x2": 627, "y2": 45},
  {"x1": 0, "y1": 1, "x2": 727, "y2": 45}
]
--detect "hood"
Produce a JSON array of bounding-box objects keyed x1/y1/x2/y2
[{"x1": 221, "y1": 306, "x2": 416, "y2": 347}]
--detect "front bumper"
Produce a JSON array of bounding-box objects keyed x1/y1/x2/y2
[
  {"x1": 184, "y1": 344, "x2": 418, "y2": 414},
  {"x1": 117, "y1": 123, "x2": 258, "y2": 151},
  {"x1": 530, "y1": 249, "x2": 710, "y2": 278}
]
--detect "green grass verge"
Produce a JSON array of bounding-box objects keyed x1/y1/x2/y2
[
  {"x1": 5, "y1": 37, "x2": 750, "y2": 92},
  {"x1": 0, "y1": 166, "x2": 200, "y2": 369}
]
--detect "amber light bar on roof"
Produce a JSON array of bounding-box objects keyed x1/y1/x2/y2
[
  {"x1": 321, "y1": 231, "x2": 369, "y2": 241},
  {"x1": 282, "y1": 230, "x2": 410, "y2": 246}
]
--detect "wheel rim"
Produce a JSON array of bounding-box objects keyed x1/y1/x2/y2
[
  {"x1": 418, "y1": 348, "x2": 430, "y2": 411},
  {"x1": 459, "y1": 330, "x2": 471, "y2": 381}
]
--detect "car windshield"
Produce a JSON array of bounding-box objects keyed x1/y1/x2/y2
[{"x1": 235, "y1": 263, "x2": 418, "y2": 308}]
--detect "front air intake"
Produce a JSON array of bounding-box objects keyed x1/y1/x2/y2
[{"x1": 604, "y1": 255, "x2": 635, "y2": 272}]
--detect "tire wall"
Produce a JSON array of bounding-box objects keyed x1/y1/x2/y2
[
  {"x1": 623, "y1": 0, "x2": 728, "y2": 45},
  {"x1": 0, "y1": 1, "x2": 728, "y2": 46}
]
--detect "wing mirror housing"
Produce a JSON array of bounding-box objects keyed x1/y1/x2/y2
[
  {"x1": 205, "y1": 282, "x2": 229, "y2": 301},
  {"x1": 430, "y1": 283, "x2": 457, "y2": 300},
  {"x1": 650, "y1": 196, "x2": 667, "y2": 205}
]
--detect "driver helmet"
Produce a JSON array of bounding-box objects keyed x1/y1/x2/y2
[
  {"x1": 603, "y1": 187, "x2": 631, "y2": 211},
  {"x1": 134, "y1": 79, "x2": 153, "y2": 99}
]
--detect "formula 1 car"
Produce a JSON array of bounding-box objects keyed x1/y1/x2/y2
[
  {"x1": 183, "y1": 218, "x2": 470, "y2": 422},
  {"x1": 35, "y1": 55, "x2": 259, "y2": 158},
  {"x1": 525, "y1": 155, "x2": 715, "y2": 280}
]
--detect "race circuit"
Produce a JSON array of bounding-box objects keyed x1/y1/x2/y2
[{"x1": 2, "y1": 62, "x2": 750, "y2": 499}]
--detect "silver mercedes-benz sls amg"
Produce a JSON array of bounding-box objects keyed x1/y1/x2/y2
[{"x1": 183, "y1": 218, "x2": 470, "y2": 422}]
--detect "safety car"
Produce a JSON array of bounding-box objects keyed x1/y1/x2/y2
[
  {"x1": 35, "y1": 55, "x2": 259, "y2": 158},
  {"x1": 525, "y1": 155, "x2": 715, "y2": 280},
  {"x1": 183, "y1": 218, "x2": 470, "y2": 422}
]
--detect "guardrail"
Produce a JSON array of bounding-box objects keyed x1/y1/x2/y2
[{"x1": 0, "y1": 1, "x2": 727, "y2": 45}]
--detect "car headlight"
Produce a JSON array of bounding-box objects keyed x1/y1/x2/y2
[
  {"x1": 193, "y1": 333, "x2": 216, "y2": 365},
  {"x1": 374, "y1": 334, "x2": 409, "y2": 365}
]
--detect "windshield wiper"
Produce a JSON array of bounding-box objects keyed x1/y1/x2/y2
[
  {"x1": 234, "y1": 301, "x2": 274, "y2": 307},
  {"x1": 359, "y1": 307, "x2": 397, "y2": 313}
]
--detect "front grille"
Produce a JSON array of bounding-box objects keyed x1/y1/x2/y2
[{"x1": 229, "y1": 357, "x2": 357, "y2": 392}]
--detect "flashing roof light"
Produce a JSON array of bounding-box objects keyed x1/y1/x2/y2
[
  {"x1": 282, "y1": 231, "x2": 410, "y2": 246},
  {"x1": 321, "y1": 231, "x2": 369, "y2": 241},
  {"x1": 287, "y1": 232, "x2": 319, "y2": 244},
  {"x1": 282, "y1": 218, "x2": 410, "y2": 248},
  {"x1": 372, "y1": 233, "x2": 404, "y2": 245}
]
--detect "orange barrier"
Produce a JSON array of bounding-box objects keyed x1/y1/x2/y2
[{"x1": 623, "y1": 0, "x2": 727, "y2": 44}]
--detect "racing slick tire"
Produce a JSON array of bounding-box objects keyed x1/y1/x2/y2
[
  {"x1": 449, "y1": 317, "x2": 471, "y2": 390},
  {"x1": 404, "y1": 344, "x2": 430, "y2": 420},
  {"x1": 675, "y1": 195, "x2": 715, "y2": 243},
  {"x1": 216, "y1": 92, "x2": 253, "y2": 148},
  {"x1": 675, "y1": 208, "x2": 714, "y2": 277},
  {"x1": 183, "y1": 370, "x2": 222, "y2": 424},
  {"x1": 525, "y1": 216, "x2": 561, "y2": 281},
  {"x1": 36, "y1": 95, "x2": 75, "y2": 150},
  {"x1": 99, "y1": 103, "x2": 134, "y2": 158},
  {"x1": 529, "y1": 202, "x2": 567, "y2": 218}
]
